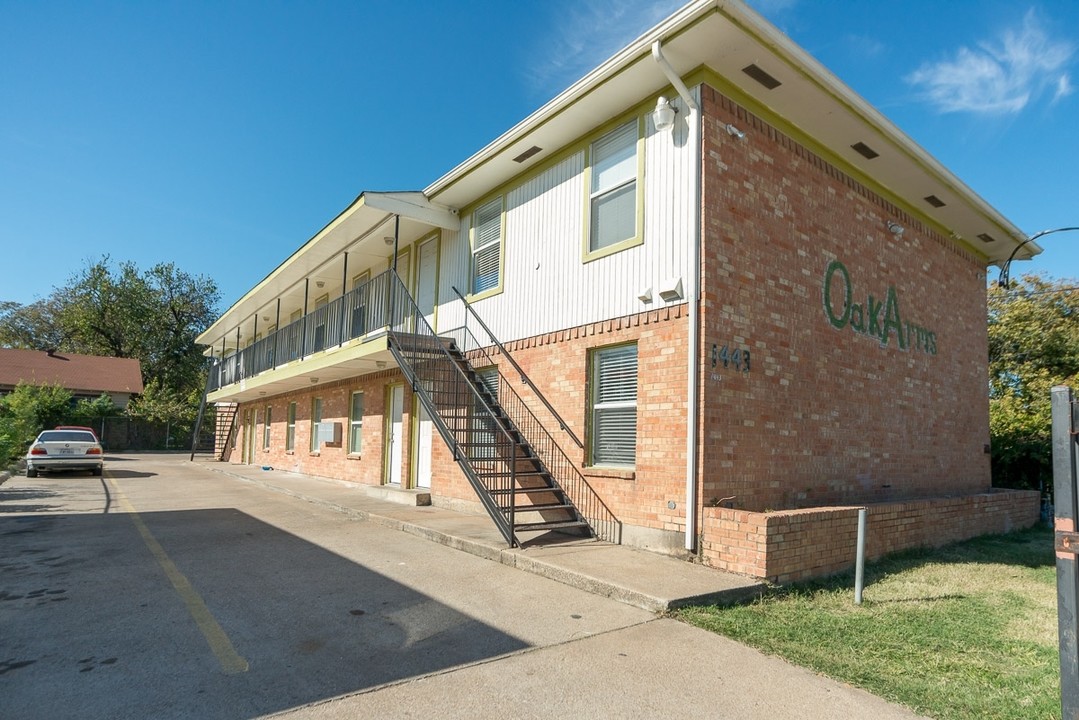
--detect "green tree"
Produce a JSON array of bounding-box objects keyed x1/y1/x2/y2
[
  {"x1": 0, "y1": 298, "x2": 66, "y2": 350},
  {"x1": 988, "y1": 274, "x2": 1079, "y2": 495},
  {"x1": 126, "y1": 379, "x2": 201, "y2": 424},
  {"x1": 0, "y1": 258, "x2": 219, "y2": 417},
  {"x1": 71, "y1": 393, "x2": 119, "y2": 424}
]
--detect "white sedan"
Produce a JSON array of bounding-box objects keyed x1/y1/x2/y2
[{"x1": 25, "y1": 429, "x2": 104, "y2": 477}]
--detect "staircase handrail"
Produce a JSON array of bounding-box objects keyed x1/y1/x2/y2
[
  {"x1": 444, "y1": 323, "x2": 619, "y2": 543},
  {"x1": 451, "y1": 286, "x2": 584, "y2": 450},
  {"x1": 386, "y1": 274, "x2": 523, "y2": 544}
]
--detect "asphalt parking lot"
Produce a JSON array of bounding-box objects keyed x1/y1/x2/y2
[{"x1": 0, "y1": 454, "x2": 926, "y2": 720}]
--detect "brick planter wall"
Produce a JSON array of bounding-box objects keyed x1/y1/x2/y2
[{"x1": 701, "y1": 489, "x2": 1040, "y2": 583}]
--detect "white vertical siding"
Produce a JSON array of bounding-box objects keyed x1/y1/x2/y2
[{"x1": 437, "y1": 93, "x2": 698, "y2": 344}]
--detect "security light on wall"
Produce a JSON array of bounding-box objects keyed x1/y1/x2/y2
[
  {"x1": 652, "y1": 96, "x2": 677, "y2": 132},
  {"x1": 886, "y1": 221, "x2": 905, "y2": 236},
  {"x1": 725, "y1": 123, "x2": 745, "y2": 140}
]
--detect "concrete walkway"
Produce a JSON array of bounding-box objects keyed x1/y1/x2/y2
[{"x1": 195, "y1": 460, "x2": 766, "y2": 613}]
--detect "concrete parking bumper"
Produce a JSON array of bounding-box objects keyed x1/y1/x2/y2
[{"x1": 195, "y1": 461, "x2": 766, "y2": 613}]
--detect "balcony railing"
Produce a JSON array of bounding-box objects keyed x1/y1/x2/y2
[{"x1": 206, "y1": 270, "x2": 393, "y2": 393}]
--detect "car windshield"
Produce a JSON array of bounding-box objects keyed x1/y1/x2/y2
[{"x1": 37, "y1": 431, "x2": 97, "y2": 444}]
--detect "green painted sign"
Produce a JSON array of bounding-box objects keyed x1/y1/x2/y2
[{"x1": 822, "y1": 260, "x2": 936, "y2": 354}]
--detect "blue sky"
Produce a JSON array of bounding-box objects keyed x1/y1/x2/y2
[{"x1": 2, "y1": 0, "x2": 1077, "y2": 310}]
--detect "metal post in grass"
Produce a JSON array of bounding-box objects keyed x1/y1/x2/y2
[
  {"x1": 854, "y1": 507, "x2": 867, "y2": 605},
  {"x1": 1051, "y1": 385, "x2": 1079, "y2": 718}
]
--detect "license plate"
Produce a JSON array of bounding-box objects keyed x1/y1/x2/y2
[{"x1": 58, "y1": 448, "x2": 75, "y2": 455}]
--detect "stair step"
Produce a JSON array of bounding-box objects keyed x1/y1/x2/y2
[
  {"x1": 488, "y1": 486, "x2": 561, "y2": 495},
  {"x1": 512, "y1": 502, "x2": 575, "y2": 512},
  {"x1": 513, "y1": 520, "x2": 590, "y2": 532},
  {"x1": 476, "y1": 470, "x2": 548, "y2": 478}
]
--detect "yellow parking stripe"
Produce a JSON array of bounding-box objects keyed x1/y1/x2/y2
[{"x1": 107, "y1": 476, "x2": 249, "y2": 675}]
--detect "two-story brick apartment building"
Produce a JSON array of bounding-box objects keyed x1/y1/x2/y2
[{"x1": 196, "y1": 0, "x2": 1041, "y2": 581}]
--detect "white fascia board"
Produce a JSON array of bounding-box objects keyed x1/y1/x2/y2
[{"x1": 363, "y1": 192, "x2": 460, "y2": 230}]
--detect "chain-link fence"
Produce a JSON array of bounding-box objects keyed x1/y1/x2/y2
[{"x1": 86, "y1": 417, "x2": 207, "y2": 452}]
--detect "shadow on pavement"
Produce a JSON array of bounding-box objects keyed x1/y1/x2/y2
[
  {"x1": 0, "y1": 508, "x2": 529, "y2": 720},
  {"x1": 0, "y1": 488, "x2": 62, "y2": 514}
]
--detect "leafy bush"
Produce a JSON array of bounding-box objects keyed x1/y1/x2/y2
[{"x1": 0, "y1": 382, "x2": 74, "y2": 468}]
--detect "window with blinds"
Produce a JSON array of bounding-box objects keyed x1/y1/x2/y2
[
  {"x1": 310, "y1": 397, "x2": 322, "y2": 453},
  {"x1": 471, "y1": 198, "x2": 502, "y2": 295},
  {"x1": 589, "y1": 120, "x2": 638, "y2": 253},
  {"x1": 263, "y1": 406, "x2": 272, "y2": 450},
  {"x1": 286, "y1": 402, "x2": 296, "y2": 451},
  {"x1": 349, "y1": 391, "x2": 364, "y2": 454},
  {"x1": 590, "y1": 344, "x2": 638, "y2": 467}
]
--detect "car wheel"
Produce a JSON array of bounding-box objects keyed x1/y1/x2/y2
[
  {"x1": 26, "y1": 467, "x2": 38, "y2": 478},
  {"x1": 93, "y1": 466, "x2": 103, "y2": 477}
]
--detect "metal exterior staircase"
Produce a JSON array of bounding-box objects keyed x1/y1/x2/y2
[
  {"x1": 385, "y1": 274, "x2": 617, "y2": 547},
  {"x1": 210, "y1": 403, "x2": 239, "y2": 460},
  {"x1": 190, "y1": 358, "x2": 239, "y2": 461}
]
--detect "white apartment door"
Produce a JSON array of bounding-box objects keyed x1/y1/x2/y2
[
  {"x1": 392, "y1": 249, "x2": 412, "y2": 331},
  {"x1": 415, "y1": 237, "x2": 438, "y2": 331},
  {"x1": 413, "y1": 402, "x2": 433, "y2": 489},
  {"x1": 386, "y1": 385, "x2": 404, "y2": 485}
]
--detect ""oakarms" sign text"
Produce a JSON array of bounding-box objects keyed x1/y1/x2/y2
[{"x1": 822, "y1": 260, "x2": 936, "y2": 355}]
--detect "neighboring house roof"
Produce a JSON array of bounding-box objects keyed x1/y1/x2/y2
[{"x1": 0, "y1": 349, "x2": 144, "y2": 396}]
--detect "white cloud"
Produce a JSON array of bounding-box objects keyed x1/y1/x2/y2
[
  {"x1": 905, "y1": 9, "x2": 1075, "y2": 114},
  {"x1": 846, "y1": 34, "x2": 885, "y2": 59},
  {"x1": 1054, "y1": 74, "x2": 1074, "y2": 103},
  {"x1": 526, "y1": 0, "x2": 686, "y2": 95}
]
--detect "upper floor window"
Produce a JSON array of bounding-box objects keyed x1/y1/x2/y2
[
  {"x1": 471, "y1": 197, "x2": 502, "y2": 296},
  {"x1": 588, "y1": 120, "x2": 640, "y2": 257}
]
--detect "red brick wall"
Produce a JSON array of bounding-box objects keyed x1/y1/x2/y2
[
  {"x1": 222, "y1": 307, "x2": 692, "y2": 543},
  {"x1": 698, "y1": 83, "x2": 992, "y2": 514},
  {"x1": 701, "y1": 489, "x2": 1040, "y2": 582},
  {"x1": 228, "y1": 369, "x2": 413, "y2": 486},
  {"x1": 434, "y1": 306, "x2": 692, "y2": 535}
]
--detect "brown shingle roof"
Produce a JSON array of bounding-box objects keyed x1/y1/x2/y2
[{"x1": 0, "y1": 349, "x2": 144, "y2": 396}]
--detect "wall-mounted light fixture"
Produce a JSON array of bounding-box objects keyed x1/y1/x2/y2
[
  {"x1": 315, "y1": 280, "x2": 325, "y2": 288},
  {"x1": 310, "y1": 377, "x2": 319, "y2": 384},
  {"x1": 384, "y1": 236, "x2": 395, "y2": 245},
  {"x1": 725, "y1": 123, "x2": 745, "y2": 140},
  {"x1": 652, "y1": 96, "x2": 677, "y2": 133},
  {"x1": 886, "y1": 221, "x2": 905, "y2": 236}
]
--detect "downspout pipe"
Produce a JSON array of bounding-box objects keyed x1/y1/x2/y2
[
  {"x1": 652, "y1": 39, "x2": 701, "y2": 553},
  {"x1": 651, "y1": 41, "x2": 699, "y2": 112}
]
